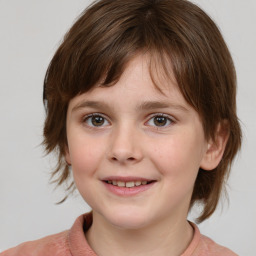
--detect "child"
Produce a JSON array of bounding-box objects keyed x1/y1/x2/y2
[{"x1": 1, "y1": 0, "x2": 242, "y2": 255}]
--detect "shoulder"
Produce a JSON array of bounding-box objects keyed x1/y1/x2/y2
[
  {"x1": 198, "y1": 234, "x2": 238, "y2": 256},
  {"x1": 183, "y1": 222, "x2": 238, "y2": 256},
  {"x1": 0, "y1": 213, "x2": 94, "y2": 256},
  {"x1": 0, "y1": 231, "x2": 71, "y2": 256}
]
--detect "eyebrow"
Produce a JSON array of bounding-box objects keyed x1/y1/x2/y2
[
  {"x1": 72, "y1": 100, "x2": 188, "y2": 112},
  {"x1": 72, "y1": 101, "x2": 110, "y2": 112},
  {"x1": 138, "y1": 101, "x2": 188, "y2": 112}
]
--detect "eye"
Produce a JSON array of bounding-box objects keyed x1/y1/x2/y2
[
  {"x1": 84, "y1": 114, "x2": 110, "y2": 127},
  {"x1": 146, "y1": 114, "x2": 173, "y2": 127}
]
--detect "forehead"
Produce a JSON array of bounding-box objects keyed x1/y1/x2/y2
[
  {"x1": 68, "y1": 54, "x2": 190, "y2": 111},
  {"x1": 114, "y1": 53, "x2": 176, "y2": 92}
]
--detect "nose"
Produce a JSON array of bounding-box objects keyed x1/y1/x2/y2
[{"x1": 107, "y1": 125, "x2": 143, "y2": 165}]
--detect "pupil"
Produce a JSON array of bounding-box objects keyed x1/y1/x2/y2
[
  {"x1": 92, "y1": 116, "x2": 104, "y2": 126},
  {"x1": 154, "y1": 116, "x2": 167, "y2": 126}
]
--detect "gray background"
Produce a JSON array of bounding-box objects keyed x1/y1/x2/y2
[{"x1": 0, "y1": 0, "x2": 255, "y2": 255}]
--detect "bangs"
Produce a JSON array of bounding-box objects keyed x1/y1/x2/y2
[
  {"x1": 43, "y1": 3, "x2": 175, "y2": 104},
  {"x1": 43, "y1": 0, "x2": 241, "y2": 223}
]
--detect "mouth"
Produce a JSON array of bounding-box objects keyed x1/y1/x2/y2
[
  {"x1": 102, "y1": 177, "x2": 157, "y2": 196},
  {"x1": 103, "y1": 180, "x2": 155, "y2": 188}
]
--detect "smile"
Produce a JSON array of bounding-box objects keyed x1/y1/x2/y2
[
  {"x1": 102, "y1": 177, "x2": 156, "y2": 196},
  {"x1": 105, "y1": 180, "x2": 151, "y2": 188}
]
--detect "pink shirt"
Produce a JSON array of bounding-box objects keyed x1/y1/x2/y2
[{"x1": 1, "y1": 213, "x2": 237, "y2": 256}]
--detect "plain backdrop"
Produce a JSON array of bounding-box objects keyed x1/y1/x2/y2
[{"x1": 0, "y1": 0, "x2": 255, "y2": 255}]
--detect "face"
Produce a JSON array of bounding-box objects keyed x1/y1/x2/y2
[{"x1": 65, "y1": 54, "x2": 209, "y2": 230}]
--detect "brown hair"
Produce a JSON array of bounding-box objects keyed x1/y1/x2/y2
[{"x1": 43, "y1": 0, "x2": 242, "y2": 222}]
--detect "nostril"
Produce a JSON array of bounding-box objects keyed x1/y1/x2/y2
[
  {"x1": 127, "y1": 157, "x2": 136, "y2": 161},
  {"x1": 110, "y1": 156, "x2": 137, "y2": 163}
]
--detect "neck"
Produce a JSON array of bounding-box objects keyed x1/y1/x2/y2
[{"x1": 86, "y1": 212, "x2": 194, "y2": 256}]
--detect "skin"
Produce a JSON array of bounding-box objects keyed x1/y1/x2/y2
[{"x1": 65, "y1": 54, "x2": 227, "y2": 256}]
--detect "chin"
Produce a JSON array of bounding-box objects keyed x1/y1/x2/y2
[
  {"x1": 111, "y1": 217, "x2": 150, "y2": 230},
  {"x1": 103, "y1": 207, "x2": 154, "y2": 230}
]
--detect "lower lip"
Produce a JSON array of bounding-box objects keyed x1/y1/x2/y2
[{"x1": 103, "y1": 182, "x2": 156, "y2": 196}]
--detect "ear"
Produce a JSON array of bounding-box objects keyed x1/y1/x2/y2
[
  {"x1": 200, "y1": 121, "x2": 229, "y2": 171},
  {"x1": 64, "y1": 146, "x2": 71, "y2": 166}
]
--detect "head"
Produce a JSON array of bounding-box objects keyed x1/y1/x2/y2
[{"x1": 43, "y1": 0, "x2": 241, "y2": 223}]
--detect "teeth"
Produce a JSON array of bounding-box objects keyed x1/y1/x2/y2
[
  {"x1": 126, "y1": 181, "x2": 135, "y2": 188},
  {"x1": 107, "y1": 180, "x2": 149, "y2": 187},
  {"x1": 135, "y1": 181, "x2": 142, "y2": 186},
  {"x1": 117, "y1": 181, "x2": 125, "y2": 187}
]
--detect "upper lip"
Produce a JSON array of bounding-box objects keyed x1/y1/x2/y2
[{"x1": 102, "y1": 176, "x2": 155, "y2": 182}]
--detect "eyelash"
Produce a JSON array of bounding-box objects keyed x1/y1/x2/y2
[
  {"x1": 82, "y1": 113, "x2": 110, "y2": 128},
  {"x1": 82, "y1": 113, "x2": 174, "y2": 128},
  {"x1": 145, "y1": 113, "x2": 174, "y2": 128}
]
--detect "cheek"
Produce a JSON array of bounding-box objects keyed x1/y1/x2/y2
[
  {"x1": 68, "y1": 136, "x2": 104, "y2": 176},
  {"x1": 150, "y1": 132, "x2": 204, "y2": 178}
]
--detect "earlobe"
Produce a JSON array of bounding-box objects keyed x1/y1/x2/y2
[
  {"x1": 65, "y1": 146, "x2": 72, "y2": 166},
  {"x1": 200, "y1": 121, "x2": 229, "y2": 171}
]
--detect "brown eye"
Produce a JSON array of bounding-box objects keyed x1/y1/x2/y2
[
  {"x1": 92, "y1": 116, "x2": 104, "y2": 126},
  {"x1": 147, "y1": 114, "x2": 172, "y2": 127},
  {"x1": 154, "y1": 116, "x2": 168, "y2": 126},
  {"x1": 85, "y1": 114, "x2": 109, "y2": 127}
]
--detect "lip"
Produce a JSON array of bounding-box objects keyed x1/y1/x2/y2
[
  {"x1": 102, "y1": 176, "x2": 152, "y2": 182},
  {"x1": 101, "y1": 176, "x2": 156, "y2": 197}
]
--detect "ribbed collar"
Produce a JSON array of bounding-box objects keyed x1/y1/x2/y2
[{"x1": 68, "y1": 212, "x2": 201, "y2": 256}]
